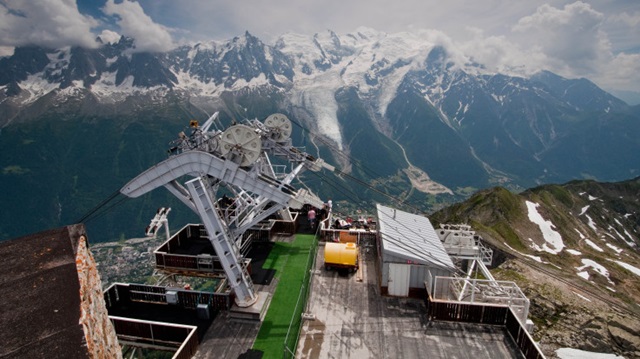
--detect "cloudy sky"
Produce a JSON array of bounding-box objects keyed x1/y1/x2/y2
[{"x1": 1, "y1": 0, "x2": 639, "y2": 100}]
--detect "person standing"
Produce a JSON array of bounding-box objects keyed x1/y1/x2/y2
[{"x1": 308, "y1": 207, "x2": 317, "y2": 229}]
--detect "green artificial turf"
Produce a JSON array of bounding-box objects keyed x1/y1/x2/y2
[{"x1": 252, "y1": 234, "x2": 316, "y2": 358}]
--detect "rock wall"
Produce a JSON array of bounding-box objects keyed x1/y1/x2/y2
[{"x1": 75, "y1": 233, "x2": 123, "y2": 359}]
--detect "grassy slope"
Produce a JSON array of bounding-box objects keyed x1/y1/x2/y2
[{"x1": 252, "y1": 234, "x2": 316, "y2": 358}]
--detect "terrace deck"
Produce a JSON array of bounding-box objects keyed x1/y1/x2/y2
[
  {"x1": 295, "y1": 243, "x2": 525, "y2": 359},
  {"x1": 114, "y1": 213, "x2": 531, "y2": 358}
]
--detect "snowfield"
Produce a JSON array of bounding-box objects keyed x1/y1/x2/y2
[
  {"x1": 525, "y1": 201, "x2": 564, "y2": 254},
  {"x1": 556, "y1": 348, "x2": 624, "y2": 359}
]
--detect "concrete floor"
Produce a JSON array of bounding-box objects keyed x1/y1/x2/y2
[{"x1": 296, "y1": 243, "x2": 524, "y2": 359}]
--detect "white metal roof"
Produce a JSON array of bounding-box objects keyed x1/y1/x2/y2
[{"x1": 376, "y1": 204, "x2": 456, "y2": 271}]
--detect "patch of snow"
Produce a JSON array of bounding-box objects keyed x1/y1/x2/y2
[
  {"x1": 106, "y1": 56, "x2": 118, "y2": 67},
  {"x1": 608, "y1": 225, "x2": 628, "y2": 242},
  {"x1": 611, "y1": 260, "x2": 640, "y2": 276},
  {"x1": 588, "y1": 195, "x2": 598, "y2": 201},
  {"x1": 172, "y1": 69, "x2": 224, "y2": 97},
  {"x1": 230, "y1": 73, "x2": 269, "y2": 91},
  {"x1": 525, "y1": 201, "x2": 564, "y2": 254},
  {"x1": 91, "y1": 71, "x2": 171, "y2": 103},
  {"x1": 584, "y1": 239, "x2": 604, "y2": 252},
  {"x1": 565, "y1": 249, "x2": 582, "y2": 255},
  {"x1": 19, "y1": 74, "x2": 60, "y2": 104},
  {"x1": 578, "y1": 205, "x2": 589, "y2": 216},
  {"x1": 118, "y1": 75, "x2": 135, "y2": 88},
  {"x1": 622, "y1": 228, "x2": 636, "y2": 246},
  {"x1": 584, "y1": 214, "x2": 598, "y2": 232},
  {"x1": 57, "y1": 82, "x2": 84, "y2": 98},
  {"x1": 606, "y1": 286, "x2": 616, "y2": 292},
  {"x1": 576, "y1": 271, "x2": 589, "y2": 280},
  {"x1": 576, "y1": 259, "x2": 614, "y2": 285},
  {"x1": 572, "y1": 291, "x2": 592, "y2": 302},
  {"x1": 491, "y1": 93, "x2": 505, "y2": 105},
  {"x1": 605, "y1": 243, "x2": 623, "y2": 254},
  {"x1": 524, "y1": 254, "x2": 543, "y2": 263},
  {"x1": 556, "y1": 348, "x2": 624, "y2": 359},
  {"x1": 504, "y1": 241, "x2": 549, "y2": 264}
]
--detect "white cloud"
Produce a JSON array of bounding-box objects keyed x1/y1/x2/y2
[
  {"x1": 458, "y1": 28, "x2": 543, "y2": 76},
  {"x1": 446, "y1": 2, "x2": 640, "y2": 96},
  {"x1": 594, "y1": 52, "x2": 640, "y2": 92},
  {"x1": 102, "y1": 0, "x2": 174, "y2": 53},
  {"x1": 610, "y1": 11, "x2": 640, "y2": 27},
  {"x1": 512, "y1": 1, "x2": 610, "y2": 75},
  {"x1": 98, "y1": 30, "x2": 121, "y2": 45},
  {"x1": 0, "y1": 0, "x2": 98, "y2": 48}
]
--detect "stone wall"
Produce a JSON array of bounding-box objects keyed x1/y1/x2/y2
[{"x1": 74, "y1": 232, "x2": 122, "y2": 359}]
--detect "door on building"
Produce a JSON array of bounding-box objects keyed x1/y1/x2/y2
[{"x1": 388, "y1": 263, "x2": 410, "y2": 296}]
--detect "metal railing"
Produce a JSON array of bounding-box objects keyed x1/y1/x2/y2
[{"x1": 109, "y1": 316, "x2": 199, "y2": 359}]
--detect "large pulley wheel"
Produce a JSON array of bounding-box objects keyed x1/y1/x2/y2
[
  {"x1": 264, "y1": 113, "x2": 292, "y2": 142},
  {"x1": 219, "y1": 124, "x2": 262, "y2": 166}
]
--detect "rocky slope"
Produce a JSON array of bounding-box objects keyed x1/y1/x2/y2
[{"x1": 431, "y1": 177, "x2": 640, "y2": 358}]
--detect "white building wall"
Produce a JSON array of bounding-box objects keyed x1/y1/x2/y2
[{"x1": 381, "y1": 253, "x2": 453, "y2": 291}]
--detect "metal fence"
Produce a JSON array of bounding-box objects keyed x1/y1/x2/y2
[
  {"x1": 272, "y1": 213, "x2": 299, "y2": 235},
  {"x1": 109, "y1": 316, "x2": 199, "y2": 359}
]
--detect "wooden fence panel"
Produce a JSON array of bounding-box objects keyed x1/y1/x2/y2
[
  {"x1": 428, "y1": 300, "x2": 508, "y2": 325},
  {"x1": 425, "y1": 296, "x2": 545, "y2": 358},
  {"x1": 162, "y1": 254, "x2": 198, "y2": 270},
  {"x1": 506, "y1": 309, "x2": 544, "y2": 359}
]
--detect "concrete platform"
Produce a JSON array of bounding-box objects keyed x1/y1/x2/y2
[{"x1": 229, "y1": 291, "x2": 272, "y2": 322}]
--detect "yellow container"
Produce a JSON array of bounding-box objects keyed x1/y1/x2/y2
[{"x1": 324, "y1": 242, "x2": 358, "y2": 269}]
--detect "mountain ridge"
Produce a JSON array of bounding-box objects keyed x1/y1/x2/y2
[
  {"x1": 1, "y1": 28, "x2": 639, "y2": 241},
  {"x1": 431, "y1": 177, "x2": 640, "y2": 357}
]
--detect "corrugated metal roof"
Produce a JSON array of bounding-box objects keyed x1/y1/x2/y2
[{"x1": 376, "y1": 204, "x2": 456, "y2": 271}]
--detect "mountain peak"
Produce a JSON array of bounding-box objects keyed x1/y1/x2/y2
[{"x1": 1, "y1": 30, "x2": 636, "y2": 193}]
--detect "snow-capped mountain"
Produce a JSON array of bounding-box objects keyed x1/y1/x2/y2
[{"x1": 1, "y1": 29, "x2": 639, "y2": 240}]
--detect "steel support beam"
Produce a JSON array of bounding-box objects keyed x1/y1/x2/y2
[{"x1": 185, "y1": 177, "x2": 257, "y2": 307}]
